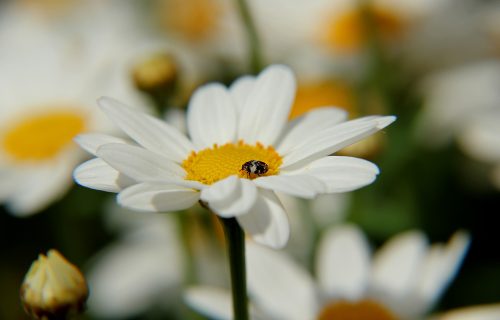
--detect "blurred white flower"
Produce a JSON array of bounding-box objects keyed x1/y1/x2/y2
[
  {"x1": 74, "y1": 65, "x2": 394, "y2": 249},
  {"x1": 186, "y1": 224, "x2": 470, "y2": 320},
  {"x1": 85, "y1": 207, "x2": 186, "y2": 319},
  {"x1": 149, "y1": 0, "x2": 247, "y2": 74},
  {"x1": 0, "y1": 0, "x2": 152, "y2": 216},
  {"x1": 248, "y1": 0, "x2": 451, "y2": 66},
  {"x1": 418, "y1": 61, "x2": 500, "y2": 189}
]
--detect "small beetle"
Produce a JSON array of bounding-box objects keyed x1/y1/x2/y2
[{"x1": 241, "y1": 160, "x2": 269, "y2": 178}]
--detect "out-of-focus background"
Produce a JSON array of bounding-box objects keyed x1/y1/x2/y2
[{"x1": 1, "y1": 0, "x2": 500, "y2": 319}]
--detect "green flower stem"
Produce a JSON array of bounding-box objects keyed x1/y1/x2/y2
[
  {"x1": 219, "y1": 217, "x2": 249, "y2": 320},
  {"x1": 235, "y1": 0, "x2": 263, "y2": 73}
]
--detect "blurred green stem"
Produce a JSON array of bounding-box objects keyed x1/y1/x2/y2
[
  {"x1": 219, "y1": 217, "x2": 249, "y2": 320},
  {"x1": 235, "y1": 0, "x2": 263, "y2": 73}
]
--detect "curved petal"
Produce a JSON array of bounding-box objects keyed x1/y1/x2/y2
[
  {"x1": 288, "y1": 156, "x2": 380, "y2": 193},
  {"x1": 254, "y1": 174, "x2": 326, "y2": 199},
  {"x1": 238, "y1": 65, "x2": 296, "y2": 145},
  {"x1": 246, "y1": 241, "x2": 318, "y2": 320},
  {"x1": 277, "y1": 107, "x2": 348, "y2": 155},
  {"x1": 97, "y1": 143, "x2": 186, "y2": 183},
  {"x1": 118, "y1": 182, "x2": 200, "y2": 212},
  {"x1": 416, "y1": 231, "x2": 471, "y2": 313},
  {"x1": 187, "y1": 83, "x2": 237, "y2": 149},
  {"x1": 229, "y1": 75, "x2": 256, "y2": 113},
  {"x1": 200, "y1": 176, "x2": 258, "y2": 218},
  {"x1": 184, "y1": 287, "x2": 233, "y2": 320},
  {"x1": 370, "y1": 230, "x2": 428, "y2": 298},
  {"x1": 434, "y1": 304, "x2": 500, "y2": 320},
  {"x1": 316, "y1": 224, "x2": 371, "y2": 300},
  {"x1": 98, "y1": 97, "x2": 193, "y2": 162},
  {"x1": 74, "y1": 158, "x2": 135, "y2": 192},
  {"x1": 74, "y1": 133, "x2": 128, "y2": 156},
  {"x1": 282, "y1": 116, "x2": 396, "y2": 170},
  {"x1": 6, "y1": 163, "x2": 72, "y2": 216},
  {"x1": 237, "y1": 189, "x2": 290, "y2": 249}
]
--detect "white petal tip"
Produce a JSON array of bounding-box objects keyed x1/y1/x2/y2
[{"x1": 377, "y1": 116, "x2": 397, "y2": 129}]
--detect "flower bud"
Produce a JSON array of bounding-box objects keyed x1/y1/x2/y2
[
  {"x1": 20, "y1": 249, "x2": 88, "y2": 320},
  {"x1": 131, "y1": 53, "x2": 178, "y2": 95}
]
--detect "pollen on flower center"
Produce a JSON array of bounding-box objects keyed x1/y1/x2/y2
[
  {"x1": 1, "y1": 109, "x2": 86, "y2": 161},
  {"x1": 318, "y1": 299, "x2": 399, "y2": 320},
  {"x1": 182, "y1": 141, "x2": 282, "y2": 185}
]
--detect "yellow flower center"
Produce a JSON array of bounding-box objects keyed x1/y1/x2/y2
[
  {"x1": 320, "y1": 6, "x2": 406, "y2": 52},
  {"x1": 1, "y1": 109, "x2": 86, "y2": 162},
  {"x1": 159, "y1": 0, "x2": 223, "y2": 41},
  {"x1": 290, "y1": 81, "x2": 356, "y2": 120},
  {"x1": 182, "y1": 141, "x2": 282, "y2": 185},
  {"x1": 318, "y1": 299, "x2": 399, "y2": 320}
]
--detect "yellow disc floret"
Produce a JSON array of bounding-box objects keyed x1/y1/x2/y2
[
  {"x1": 182, "y1": 141, "x2": 282, "y2": 185},
  {"x1": 1, "y1": 109, "x2": 86, "y2": 162}
]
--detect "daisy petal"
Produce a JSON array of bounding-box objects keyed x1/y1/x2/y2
[
  {"x1": 238, "y1": 65, "x2": 296, "y2": 145},
  {"x1": 292, "y1": 156, "x2": 380, "y2": 193},
  {"x1": 277, "y1": 107, "x2": 348, "y2": 155},
  {"x1": 98, "y1": 97, "x2": 193, "y2": 162},
  {"x1": 434, "y1": 304, "x2": 500, "y2": 320},
  {"x1": 187, "y1": 83, "x2": 237, "y2": 149},
  {"x1": 237, "y1": 189, "x2": 290, "y2": 249},
  {"x1": 246, "y1": 241, "x2": 318, "y2": 320},
  {"x1": 200, "y1": 176, "x2": 258, "y2": 218},
  {"x1": 371, "y1": 230, "x2": 428, "y2": 298},
  {"x1": 229, "y1": 75, "x2": 256, "y2": 112},
  {"x1": 316, "y1": 224, "x2": 370, "y2": 300},
  {"x1": 254, "y1": 174, "x2": 326, "y2": 199},
  {"x1": 118, "y1": 183, "x2": 200, "y2": 212},
  {"x1": 74, "y1": 158, "x2": 135, "y2": 192},
  {"x1": 184, "y1": 287, "x2": 233, "y2": 320},
  {"x1": 282, "y1": 116, "x2": 396, "y2": 170},
  {"x1": 7, "y1": 163, "x2": 72, "y2": 216},
  {"x1": 97, "y1": 143, "x2": 185, "y2": 182},
  {"x1": 87, "y1": 218, "x2": 184, "y2": 318},
  {"x1": 74, "y1": 133, "x2": 128, "y2": 156},
  {"x1": 417, "y1": 231, "x2": 471, "y2": 312}
]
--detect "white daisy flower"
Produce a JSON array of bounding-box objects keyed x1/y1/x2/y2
[
  {"x1": 74, "y1": 65, "x2": 395, "y2": 248},
  {"x1": 85, "y1": 207, "x2": 185, "y2": 319},
  {"x1": 185, "y1": 224, "x2": 471, "y2": 320},
  {"x1": 417, "y1": 61, "x2": 500, "y2": 188},
  {"x1": 0, "y1": 1, "x2": 152, "y2": 216},
  {"x1": 248, "y1": 0, "x2": 452, "y2": 65}
]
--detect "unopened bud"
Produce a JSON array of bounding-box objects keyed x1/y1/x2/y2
[
  {"x1": 132, "y1": 53, "x2": 178, "y2": 95},
  {"x1": 20, "y1": 249, "x2": 88, "y2": 320}
]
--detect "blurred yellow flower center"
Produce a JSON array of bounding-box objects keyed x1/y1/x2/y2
[
  {"x1": 159, "y1": 0, "x2": 222, "y2": 41},
  {"x1": 290, "y1": 81, "x2": 355, "y2": 120},
  {"x1": 318, "y1": 299, "x2": 398, "y2": 320},
  {"x1": 1, "y1": 109, "x2": 86, "y2": 161},
  {"x1": 18, "y1": 0, "x2": 75, "y2": 16},
  {"x1": 321, "y1": 6, "x2": 405, "y2": 52},
  {"x1": 182, "y1": 141, "x2": 282, "y2": 185}
]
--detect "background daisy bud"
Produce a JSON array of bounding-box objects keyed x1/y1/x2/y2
[
  {"x1": 131, "y1": 52, "x2": 178, "y2": 96},
  {"x1": 20, "y1": 249, "x2": 88, "y2": 320}
]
